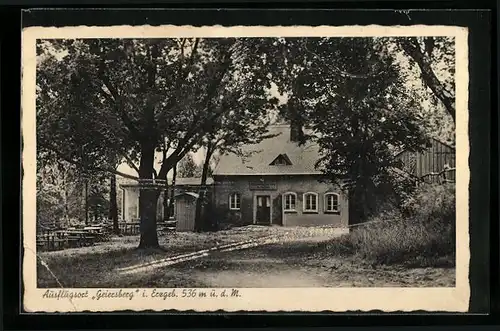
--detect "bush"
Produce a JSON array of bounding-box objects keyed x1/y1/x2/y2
[
  {"x1": 328, "y1": 183, "x2": 455, "y2": 267},
  {"x1": 206, "y1": 206, "x2": 252, "y2": 231},
  {"x1": 402, "y1": 183, "x2": 455, "y2": 227}
]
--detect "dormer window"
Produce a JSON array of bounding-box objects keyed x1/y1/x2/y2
[{"x1": 270, "y1": 153, "x2": 292, "y2": 166}]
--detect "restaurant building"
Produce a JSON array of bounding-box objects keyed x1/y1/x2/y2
[{"x1": 211, "y1": 124, "x2": 349, "y2": 228}]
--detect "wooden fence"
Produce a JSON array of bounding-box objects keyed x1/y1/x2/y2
[
  {"x1": 396, "y1": 138, "x2": 456, "y2": 186},
  {"x1": 397, "y1": 138, "x2": 455, "y2": 182},
  {"x1": 418, "y1": 167, "x2": 456, "y2": 185}
]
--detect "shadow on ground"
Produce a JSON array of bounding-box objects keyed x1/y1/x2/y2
[{"x1": 36, "y1": 230, "x2": 455, "y2": 288}]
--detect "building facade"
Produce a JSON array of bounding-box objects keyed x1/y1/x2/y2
[
  {"x1": 119, "y1": 125, "x2": 350, "y2": 230},
  {"x1": 119, "y1": 177, "x2": 213, "y2": 222},
  {"x1": 212, "y1": 124, "x2": 349, "y2": 228}
]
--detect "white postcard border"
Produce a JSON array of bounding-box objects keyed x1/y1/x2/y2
[{"x1": 22, "y1": 25, "x2": 470, "y2": 313}]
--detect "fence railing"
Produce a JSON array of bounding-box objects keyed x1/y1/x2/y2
[
  {"x1": 117, "y1": 220, "x2": 178, "y2": 236},
  {"x1": 418, "y1": 168, "x2": 456, "y2": 185}
]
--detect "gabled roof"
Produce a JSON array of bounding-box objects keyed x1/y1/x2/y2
[{"x1": 213, "y1": 125, "x2": 322, "y2": 176}]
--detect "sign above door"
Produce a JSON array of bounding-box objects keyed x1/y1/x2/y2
[{"x1": 249, "y1": 182, "x2": 277, "y2": 191}]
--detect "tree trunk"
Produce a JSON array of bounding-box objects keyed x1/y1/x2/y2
[
  {"x1": 194, "y1": 149, "x2": 213, "y2": 232},
  {"x1": 138, "y1": 188, "x2": 160, "y2": 248},
  {"x1": 158, "y1": 149, "x2": 171, "y2": 221},
  {"x1": 163, "y1": 182, "x2": 170, "y2": 221},
  {"x1": 84, "y1": 180, "x2": 89, "y2": 225},
  {"x1": 62, "y1": 176, "x2": 70, "y2": 228},
  {"x1": 109, "y1": 174, "x2": 119, "y2": 235},
  {"x1": 168, "y1": 163, "x2": 177, "y2": 218},
  {"x1": 138, "y1": 143, "x2": 160, "y2": 249}
]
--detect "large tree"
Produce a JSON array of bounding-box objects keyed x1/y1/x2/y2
[
  {"x1": 37, "y1": 38, "x2": 279, "y2": 248},
  {"x1": 274, "y1": 37, "x2": 430, "y2": 222}
]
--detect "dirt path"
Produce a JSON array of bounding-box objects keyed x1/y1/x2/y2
[
  {"x1": 186, "y1": 248, "x2": 334, "y2": 287},
  {"x1": 167, "y1": 234, "x2": 455, "y2": 288},
  {"x1": 141, "y1": 229, "x2": 346, "y2": 287},
  {"x1": 126, "y1": 228, "x2": 348, "y2": 288}
]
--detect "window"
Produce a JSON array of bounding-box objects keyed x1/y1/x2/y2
[
  {"x1": 303, "y1": 192, "x2": 318, "y2": 212},
  {"x1": 283, "y1": 192, "x2": 297, "y2": 212},
  {"x1": 229, "y1": 193, "x2": 241, "y2": 210},
  {"x1": 324, "y1": 193, "x2": 340, "y2": 213},
  {"x1": 257, "y1": 196, "x2": 270, "y2": 207},
  {"x1": 269, "y1": 154, "x2": 292, "y2": 166}
]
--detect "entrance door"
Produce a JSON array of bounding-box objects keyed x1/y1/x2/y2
[
  {"x1": 256, "y1": 195, "x2": 271, "y2": 224},
  {"x1": 176, "y1": 197, "x2": 195, "y2": 231}
]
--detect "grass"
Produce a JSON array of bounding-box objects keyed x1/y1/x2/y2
[
  {"x1": 321, "y1": 219, "x2": 455, "y2": 268},
  {"x1": 324, "y1": 184, "x2": 456, "y2": 268},
  {"x1": 36, "y1": 226, "x2": 276, "y2": 288}
]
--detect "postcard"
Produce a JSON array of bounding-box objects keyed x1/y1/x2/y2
[{"x1": 22, "y1": 24, "x2": 469, "y2": 312}]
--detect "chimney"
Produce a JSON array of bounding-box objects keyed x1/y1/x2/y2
[{"x1": 290, "y1": 118, "x2": 304, "y2": 143}]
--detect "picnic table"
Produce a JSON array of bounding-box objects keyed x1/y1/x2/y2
[
  {"x1": 65, "y1": 230, "x2": 97, "y2": 247},
  {"x1": 36, "y1": 229, "x2": 68, "y2": 250},
  {"x1": 84, "y1": 226, "x2": 112, "y2": 241},
  {"x1": 37, "y1": 224, "x2": 112, "y2": 251},
  {"x1": 158, "y1": 220, "x2": 177, "y2": 234},
  {"x1": 83, "y1": 226, "x2": 102, "y2": 231}
]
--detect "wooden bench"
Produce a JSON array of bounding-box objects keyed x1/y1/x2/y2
[
  {"x1": 66, "y1": 231, "x2": 97, "y2": 247},
  {"x1": 82, "y1": 226, "x2": 112, "y2": 242},
  {"x1": 36, "y1": 236, "x2": 68, "y2": 251},
  {"x1": 158, "y1": 220, "x2": 177, "y2": 234},
  {"x1": 66, "y1": 237, "x2": 82, "y2": 248}
]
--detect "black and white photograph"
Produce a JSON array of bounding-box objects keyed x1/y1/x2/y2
[{"x1": 22, "y1": 25, "x2": 469, "y2": 312}]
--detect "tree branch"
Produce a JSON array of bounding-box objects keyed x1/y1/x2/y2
[
  {"x1": 147, "y1": 41, "x2": 158, "y2": 89},
  {"x1": 177, "y1": 38, "x2": 187, "y2": 79},
  {"x1": 182, "y1": 38, "x2": 199, "y2": 81},
  {"x1": 164, "y1": 38, "x2": 200, "y2": 112},
  {"x1": 398, "y1": 38, "x2": 455, "y2": 122},
  {"x1": 303, "y1": 39, "x2": 384, "y2": 79},
  {"x1": 39, "y1": 142, "x2": 139, "y2": 181},
  {"x1": 178, "y1": 47, "x2": 233, "y2": 146},
  {"x1": 97, "y1": 59, "x2": 144, "y2": 141},
  {"x1": 156, "y1": 140, "x2": 172, "y2": 180},
  {"x1": 122, "y1": 154, "x2": 140, "y2": 174},
  {"x1": 153, "y1": 42, "x2": 233, "y2": 179}
]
